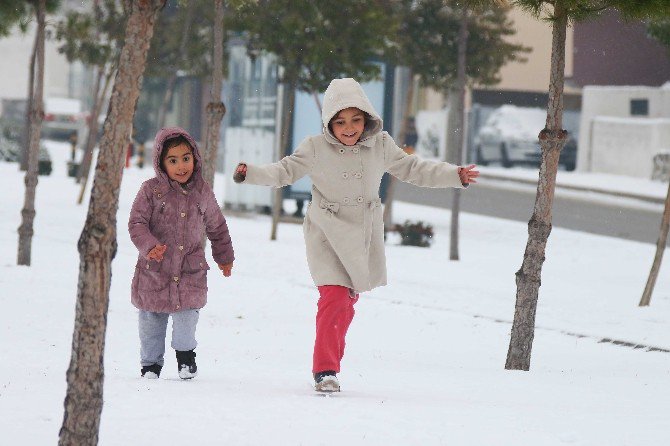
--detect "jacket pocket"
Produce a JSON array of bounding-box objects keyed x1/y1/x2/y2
[
  {"x1": 181, "y1": 253, "x2": 209, "y2": 290},
  {"x1": 184, "y1": 253, "x2": 210, "y2": 273},
  {"x1": 136, "y1": 258, "x2": 167, "y2": 291}
]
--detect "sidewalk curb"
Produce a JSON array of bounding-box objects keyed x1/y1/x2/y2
[{"x1": 481, "y1": 173, "x2": 666, "y2": 205}]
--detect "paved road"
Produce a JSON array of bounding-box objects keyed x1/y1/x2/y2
[{"x1": 394, "y1": 177, "x2": 664, "y2": 245}]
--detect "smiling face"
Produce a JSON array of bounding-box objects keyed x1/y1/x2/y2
[
  {"x1": 329, "y1": 107, "x2": 366, "y2": 146},
  {"x1": 161, "y1": 142, "x2": 194, "y2": 184}
]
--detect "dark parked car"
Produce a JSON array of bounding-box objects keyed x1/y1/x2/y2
[{"x1": 0, "y1": 135, "x2": 52, "y2": 176}]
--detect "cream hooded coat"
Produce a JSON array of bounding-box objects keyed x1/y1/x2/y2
[{"x1": 241, "y1": 78, "x2": 465, "y2": 293}]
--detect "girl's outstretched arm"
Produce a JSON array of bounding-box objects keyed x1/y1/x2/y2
[
  {"x1": 234, "y1": 137, "x2": 315, "y2": 187},
  {"x1": 383, "y1": 132, "x2": 466, "y2": 189}
]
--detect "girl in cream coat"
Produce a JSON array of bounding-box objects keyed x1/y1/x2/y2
[{"x1": 234, "y1": 78, "x2": 478, "y2": 392}]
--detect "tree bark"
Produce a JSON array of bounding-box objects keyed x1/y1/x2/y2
[
  {"x1": 75, "y1": 67, "x2": 104, "y2": 184},
  {"x1": 382, "y1": 69, "x2": 415, "y2": 228},
  {"x1": 270, "y1": 78, "x2": 296, "y2": 240},
  {"x1": 17, "y1": 0, "x2": 46, "y2": 266},
  {"x1": 202, "y1": 0, "x2": 226, "y2": 189},
  {"x1": 449, "y1": 6, "x2": 469, "y2": 261},
  {"x1": 21, "y1": 27, "x2": 39, "y2": 172},
  {"x1": 639, "y1": 179, "x2": 670, "y2": 306},
  {"x1": 77, "y1": 66, "x2": 115, "y2": 203},
  {"x1": 312, "y1": 90, "x2": 322, "y2": 114},
  {"x1": 505, "y1": 2, "x2": 568, "y2": 371},
  {"x1": 156, "y1": 0, "x2": 196, "y2": 130},
  {"x1": 58, "y1": 2, "x2": 165, "y2": 445}
]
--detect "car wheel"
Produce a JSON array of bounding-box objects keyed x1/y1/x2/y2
[
  {"x1": 476, "y1": 145, "x2": 488, "y2": 165},
  {"x1": 500, "y1": 143, "x2": 512, "y2": 168}
]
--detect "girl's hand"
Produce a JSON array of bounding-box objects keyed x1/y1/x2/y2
[
  {"x1": 458, "y1": 164, "x2": 479, "y2": 185},
  {"x1": 218, "y1": 262, "x2": 233, "y2": 277},
  {"x1": 147, "y1": 244, "x2": 167, "y2": 262},
  {"x1": 233, "y1": 163, "x2": 247, "y2": 183}
]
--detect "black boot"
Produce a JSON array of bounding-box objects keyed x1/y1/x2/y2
[
  {"x1": 141, "y1": 363, "x2": 162, "y2": 379},
  {"x1": 176, "y1": 350, "x2": 197, "y2": 380}
]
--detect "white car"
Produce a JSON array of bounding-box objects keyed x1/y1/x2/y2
[
  {"x1": 42, "y1": 97, "x2": 88, "y2": 141},
  {"x1": 474, "y1": 105, "x2": 576, "y2": 170}
]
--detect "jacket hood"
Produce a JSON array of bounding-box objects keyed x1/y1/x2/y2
[
  {"x1": 321, "y1": 78, "x2": 382, "y2": 146},
  {"x1": 152, "y1": 127, "x2": 203, "y2": 188}
]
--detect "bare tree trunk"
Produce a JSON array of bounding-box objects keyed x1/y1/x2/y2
[
  {"x1": 75, "y1": 67, "x2": 104, "y2": 184},
  {"x1": 156, "y1": 0, "x2": 196, "y2": 130},
  {"x1": 17, "y1": 0, "x2": 46, "y2": 266},
  {"x1": 21, "y1": 29, "x2": 39, "y2": 172},
  {"x1": 505, "y1": 3, "x2": 568, "y2": 371},
  {"x1": 271, "y1": 79, "x2": 296, "y2": 240},
  {"x1": 58, "y1": 2, "x2": 165, "y2": 444},
  {"x1": 382, "y1": 69, "x2": 415, "y2": 228},
  {"x1": 77, "y1": 67, "x2": 114, "y2": 203},
  {"x1": 639, "y1": 180, "x2": 670, "y2": 306},
  {"x1": 449, "y1": 6, "x2": 469, "y2": 261},
  {"x1": 312, "y1": 91, "x2": 322, "y2": 113},
  {"x1": 156, "y1": 74, "x2": 177, "y2": 130},
  {"x1": 202, "y1": 0, "x2": 226, "y2": 188}
]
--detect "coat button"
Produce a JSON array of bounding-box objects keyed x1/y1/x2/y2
[
  {"x1": 343, "y1": 197, "x2": 350, "y2": 204},
  {"x1": 199, "y1": 262, "x2": 204, "y2": 268},
  {"x1": 342, "y1": 172, "x2": 349, "y2": 179},
  {"x1": 173, "y1": 276, "x2": 179, "y2": 282},
  {"x1": 181, "y1": 212, "x2": 186, "y2": 217},
  {"x1": 357, "y1": 196, "x2": 364, "y2": 203},
  {"x1": 146, "y1": 264, "x2": 150, "y2": 269},
  {"x1": 179, "y1": 245, "x2": 184, "y2": 250},
  {"x1": 182, "y1": 190, "x2": 187, "y2": 195},
  {"x1": 157, "y1": 193, "x2": 162, "y2": 198},
  {"x1": 352, "y1": 147, "x2": 359, "y2": 154},
  {"x1": 339, "y1": 148, "x2": 345, "y2": 154},
  {"x1": 354, "y1": 172, "x2": 362, "y2": 179}
]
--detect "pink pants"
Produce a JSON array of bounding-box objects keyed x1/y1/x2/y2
[{"x1": 312, "y1": 285, "x2": 359, "y2": 373}]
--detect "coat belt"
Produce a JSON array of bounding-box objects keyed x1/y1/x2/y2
[
  {"x1": 319, "y1": 198, "x2": 340, "y2": 214},
  {"x1": 364, "y1": 198, "x2": 381, "y2": 252}
]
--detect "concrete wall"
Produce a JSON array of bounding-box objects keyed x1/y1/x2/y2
[
  {"x1": 493, "y1": 7, "x2": 573, "y2": 94},
  {"x1": 590, "y1": 117, "x2": 670, "y2": 178},
  {"x1": 0, "y1": 26, "x2": 73, "y2": 104},
  {"x1": 579, "y1": 84, "x2": 670, "y2": 177}
]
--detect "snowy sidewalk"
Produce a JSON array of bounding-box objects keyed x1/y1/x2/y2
[{"x1": 479, "y1": 165, "x2": 668, "y2": 204}]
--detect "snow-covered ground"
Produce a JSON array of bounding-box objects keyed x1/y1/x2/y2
[
  {"x1": 1, "y1": 141, "x2": 668, "y2": 445},
  {"x1": 480, "y1": 164, "x2": 668, "y2": 203}
]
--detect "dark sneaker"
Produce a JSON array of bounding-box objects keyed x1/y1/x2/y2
[
  {"x1": 141, "y1": 363, "x2": 162, "y2": 379},
  {"x1": 314, "y1": 370, "x2": 340, "y2": 392},
  {"x1": 176, "y1": 350, "x2": 197, "y2": 380}
]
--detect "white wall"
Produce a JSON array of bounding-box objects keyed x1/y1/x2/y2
[
  {"x1": 222, "y1": 127, "x2": 274, "y2": 209},
  {"x1": 0, "y1": 25, "x2": 72, "y2": 104},
  {"x1": 590, "y1": 117, "x2": 670, "y2": 178},
  {"x1": 578, "y1": 84, "x2": 670, "y2": 177}
]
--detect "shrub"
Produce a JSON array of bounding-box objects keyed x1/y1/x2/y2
[{"x1": 392, "y1": 220, "x2": 434, "y2": 247}]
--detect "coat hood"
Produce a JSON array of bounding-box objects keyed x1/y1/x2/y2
[
  {"x1": 152, "y1": 127, "x2": 203, "y2": 188},
  {"x1": 321, "y1": 78, "x2": 382, "y2": 146}
]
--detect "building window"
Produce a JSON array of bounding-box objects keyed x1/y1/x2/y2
[{"x1": 630, "y1": 99, "x2": 649, "y2": 116}]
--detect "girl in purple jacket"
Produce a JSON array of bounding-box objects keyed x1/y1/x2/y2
[{"x1": 128, "y1": 127, "x2": 235, "y2": 380}]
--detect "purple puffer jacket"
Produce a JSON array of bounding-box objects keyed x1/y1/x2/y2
[{"x1": 128, "y1": 127, "x2": 234, "y2": 313}]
